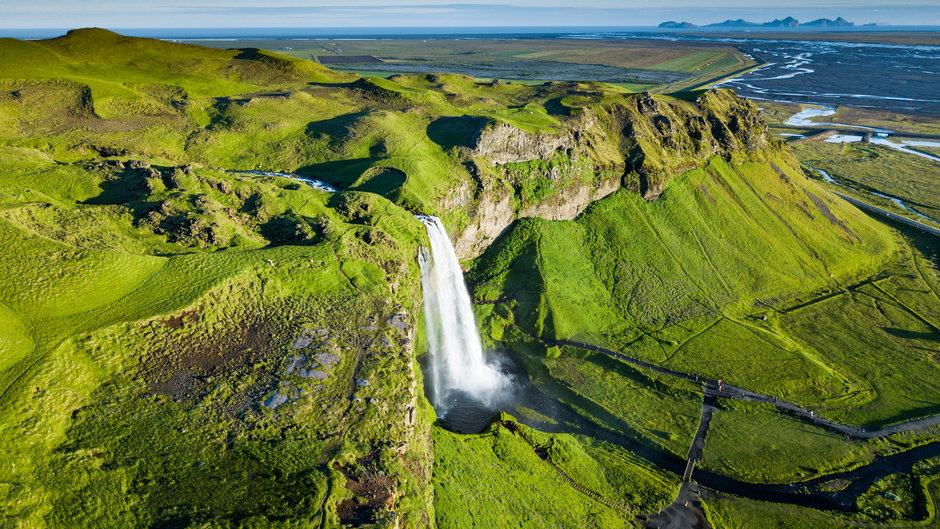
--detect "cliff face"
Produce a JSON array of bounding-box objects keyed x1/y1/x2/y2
[
  {"x1": 620, "y1": 90, "x2": 768, "y2": 199},
  {"x1": 444, "y1": 88, "x2": 769, "y2": 258},
  {"x1": 471, "y1": 121, "x2": 576, "y2": 164}
]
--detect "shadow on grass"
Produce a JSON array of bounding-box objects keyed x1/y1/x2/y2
[
  {"x1": 426, "y1": 115, "x2": 489, "y2": 150},
  {"x1": 860, "y1": 207, "x2": 939, "y2": 267},
  {"x1": 664, "y1": 89, "x2": 708, "y2": 102},
  {"x1": 82, "y1": 166, "x2": 165, "y2": 221},
  {"x1": 508, "y1": 347, "x2": 688, "y2": 470},
  {"x1": 882, "y1": 327, "x2": 940, "y2": 341},
  {"x1": 304, "y1": 111, "x2": 372, "y2": 140},
  {"x1": 297, "y1": 157, "x2": 380, "y2": 190}
]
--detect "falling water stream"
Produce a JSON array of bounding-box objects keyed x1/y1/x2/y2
[
  {"x1": 416, "y1": 215, "x2": 510, "y2": 432},
  {"x1": 231, "y1": 170, "x2": 514, "y2": 430}
]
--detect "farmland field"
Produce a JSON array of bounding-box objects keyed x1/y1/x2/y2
[{"x1": 186, "y1": 37, "x2": 754, "y2": 91}]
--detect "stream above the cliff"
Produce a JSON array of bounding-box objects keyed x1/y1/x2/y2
[
  {"x1": 230, "y1": 170, "x2": 340, "y2": 192},
  {"x1": 228, "y1": 172, "x2": 518, "y2": 431}
]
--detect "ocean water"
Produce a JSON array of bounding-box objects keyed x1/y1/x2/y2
[{"x1": 567, "y1": 30, "x2": 940, "y2": 115}]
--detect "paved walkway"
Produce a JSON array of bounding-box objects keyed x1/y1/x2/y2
[
  {"x1": 688, "y1": 383, "x2": 718, "y2": 463},
  {"x1": 640, "y1": 384, "x2": 718, "y2": 529},
  {"x1": 638, "y1": 482, "x2": 709, "y2": 529}
]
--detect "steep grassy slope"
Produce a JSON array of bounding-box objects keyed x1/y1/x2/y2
[
  {"x1": 470, "y1": 146, "x2": 892, "y2": 346},
  {"x1": 467, "y1": 140, "x2": 936, "y2": 456},
  {"x1": 433, "y1": 418, "x2": 678, "y2": 528}
]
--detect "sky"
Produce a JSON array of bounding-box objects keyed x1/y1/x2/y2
[{"x1": 1, "y1": 0, "x2": 939, "y2": 29}]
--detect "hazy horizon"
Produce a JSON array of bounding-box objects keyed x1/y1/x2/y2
[{"x1": 3, "y1": 1, "x2": 940, "y2": 30}]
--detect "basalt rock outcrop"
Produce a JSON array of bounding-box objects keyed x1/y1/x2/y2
[
  {"x1": 443, "y1": 88, "x2": 770, "y2": 258},
  {"x1": 619, "y1": 90, "x2": 768, "y2": 200}
]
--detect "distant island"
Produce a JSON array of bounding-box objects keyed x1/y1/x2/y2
[
  {"x1": 658, "y1": 21, "x2": 698, "y2": 29},
  {"x1": 802, "y1": 17, "x2": 855, "y2": 27},
  {"x1": 659, "y1": 16, "x2": 855, "y2": 29}
]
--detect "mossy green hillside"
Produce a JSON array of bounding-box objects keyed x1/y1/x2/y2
[
  {"x1": 700, "y1": 399, "x2": 874, "y2": 484},
  {"x1": 468, "y1": 141, "x2": 939, "y2": 462},
  {"x1": 471, "y1": 146, "x2": 893, "y2": 346},
  {"x1": 0, "y1": 30, "x2": 779, "y2": 249},
  {"x1": 432, "y1": 419, "x2": 678, "y2": 529},
  {"x1": 0, "y1": 28, "x2": 346, "y2": 96},
  {"x1": 0, "y1": 146, "x2": 435, "y2": 527}
]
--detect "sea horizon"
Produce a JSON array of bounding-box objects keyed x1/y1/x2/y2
[{"x1": 4, "y1": 24, "x2": 940, "y2": 40}]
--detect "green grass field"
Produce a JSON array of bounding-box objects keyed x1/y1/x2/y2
[
  {"x1": 793, "y1": 141, "x2": 940, "y2": 226},
  {"x1": 433, "y1": 419, "x2": 678, "y2": 528},
  {"x1": 536, "y1": 350, "x2": 701, "y2": 458},
  {"x1": 0, "y1": 128, "x2": 434, "y2": 526},
  {"x1": 187, "y1": 36, "x2": 754, "y2": 92},
  {"x1": 701, "y1": 399, "x2": 874, "y2": 484}
]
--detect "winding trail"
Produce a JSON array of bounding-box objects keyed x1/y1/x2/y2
[
  {"x1": 638, "y1": 385, "x2": 719, "y2": 529},
  {"x1": 544, "y1": 336, "x2": 940, "y2": 440},
  {"x1": 521, "y1": 335, "x2": 940, "y2": 526},
  {"x1": 489, "y1": 341, "x2": 940, "y2": 527}
]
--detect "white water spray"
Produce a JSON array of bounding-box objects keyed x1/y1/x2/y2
[{"x1": 417, "y1": 215, "x2": 507, "y2": 415}]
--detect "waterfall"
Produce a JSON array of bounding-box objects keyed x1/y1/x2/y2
[{"x1": 417, "y1": 215, "x2": 507, "y2": 417}]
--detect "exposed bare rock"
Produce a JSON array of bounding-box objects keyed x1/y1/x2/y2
[
  {"x1": 298, "y1": 369, "x2": 328, "y2": 380},
  {"x1": 445, "y1": 88, "x2": 769, "y2": 257},
  {"x1": 518, "y1": 172, "x2": 621, "y2": 220},
  {"x1": 387, "y1": 313, "x2": 409, "y2": 333},
  {"x1": 263, "y1": 393, "x2": 288, "y2": 409},
  {"x1": 471, "y1": 122, "x2": 575, "y2": 164},
  {"x1": 284, "y1": 355, "x2": 305, "y2": 375},
  {"x1": 451, "y1": 181, "x2": 517, "y2": 259},
  {"x1": 314, "y1": 352, "x2": 341, "y2": 367}
]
